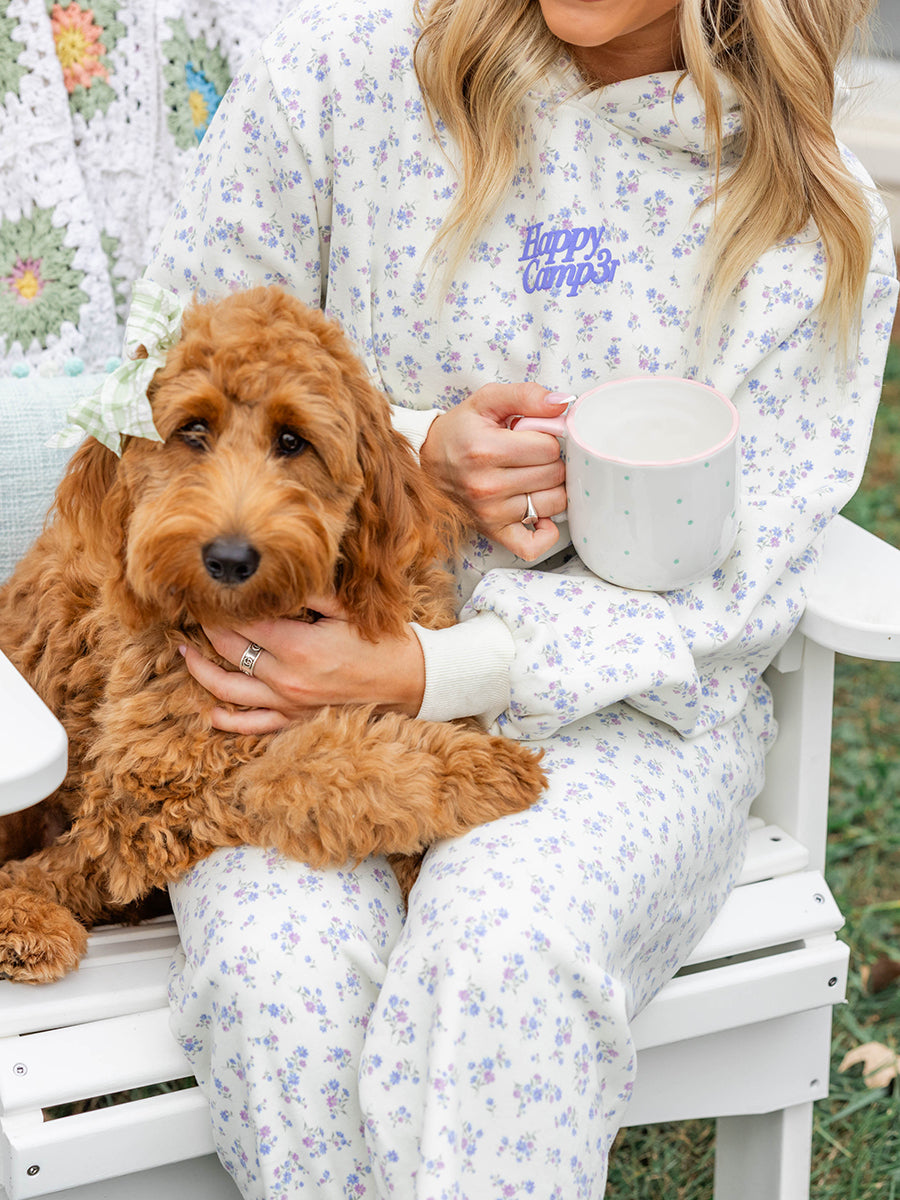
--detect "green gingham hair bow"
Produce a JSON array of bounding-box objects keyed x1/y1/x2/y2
[{"x1": 50, "y1": 279, "x2": 184, "y2": 455}]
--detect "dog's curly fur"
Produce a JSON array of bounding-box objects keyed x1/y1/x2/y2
[{"x1": 0, "y1": 287, "x2": 545, "y2": 983}]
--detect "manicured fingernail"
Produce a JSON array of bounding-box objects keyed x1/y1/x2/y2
[{"x1": 546, "y1": 392, "x2": 575, "y2": 405}]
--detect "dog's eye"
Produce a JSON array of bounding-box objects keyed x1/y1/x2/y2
[
  {"x1": 178, "y1": 420, "x2": 210, "y2": 450},
  {"x1": 275, "y1": 428, "x2": 309, "y2": 458}
]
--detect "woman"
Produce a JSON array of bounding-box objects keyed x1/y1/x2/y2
[{"x1": 139, "y1": 0, "x2": 898, "y2": 1194}]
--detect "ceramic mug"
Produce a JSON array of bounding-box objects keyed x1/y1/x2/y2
[{"x1": 517, "y1": 376, "x2": 740, "y2": 590}]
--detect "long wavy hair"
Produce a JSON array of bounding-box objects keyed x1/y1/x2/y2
[{"x1": 414, "y1": 0, "x2": 876, "y2": 349}]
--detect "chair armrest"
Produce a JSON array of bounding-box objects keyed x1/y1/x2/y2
[
  {"x1": 0, "y1": 651, "x2": 67, "y2": 813},
  {"x1": 799, "y1": 515, "x2": 900, "y2": 661}
]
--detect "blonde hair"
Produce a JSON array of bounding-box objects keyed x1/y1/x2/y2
[{"x1": 414, "y1": 0, "x2": 877, "y2": 348}]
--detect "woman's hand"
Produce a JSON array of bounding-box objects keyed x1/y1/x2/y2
[
  {"x1": 420, "y1": 383, "x2": 570, "y2": 560},
  {"x1": 181, "y1": 594, "x2": 426, "y2": 734}
]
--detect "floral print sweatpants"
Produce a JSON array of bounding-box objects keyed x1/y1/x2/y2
[{"x1": 168, "y1": 694, "x2": 770, "y2": 1199}]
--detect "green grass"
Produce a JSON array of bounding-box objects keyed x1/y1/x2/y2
[{"x1": 609, "y1": 341, "x2": 900, "y2": 1198}]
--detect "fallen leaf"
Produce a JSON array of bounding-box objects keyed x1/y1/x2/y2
[
  {"x1": 839, "y1": 1042, "x2": 900, "y2": 1089},
  {"x1": 867, "y1": 956, "x2": 900, "y2": 994}
]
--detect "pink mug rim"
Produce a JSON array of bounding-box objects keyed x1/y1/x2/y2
[{"x1": 563, "y1": 375, "x2": 740, "y2": 467}]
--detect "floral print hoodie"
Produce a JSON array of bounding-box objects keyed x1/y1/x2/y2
[{"x1": 146, "y1": 0, "x2": 899, "y2": 743}]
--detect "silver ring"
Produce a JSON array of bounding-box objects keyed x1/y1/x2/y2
[
  {"x1": 522, "y1": 493, "x2": 538, "y2": 530},
  {"x1": 239, "y1": 642, "x2": 263, "y2": 676}
]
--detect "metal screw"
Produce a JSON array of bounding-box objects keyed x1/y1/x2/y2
[
  {"x1": 828, "y1": 976, "x2": 839, "y2": 987},
  {"x1": 26, "y1": 1166, "x2": 39, "y2": 1177},
  {"x1": 12, "y1": 1063, "x2": 26, "y2": 1076},
  {"x1": 810, "y1": 1079, "x2": 820, "y2": 1089},
  {"x1": 813, "y1": 893, "x2": 825, "y2": 904}
]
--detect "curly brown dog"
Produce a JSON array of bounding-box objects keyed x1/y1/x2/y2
[{"x1": 0, "y1": 286, "x2": 545, "y2": 983}]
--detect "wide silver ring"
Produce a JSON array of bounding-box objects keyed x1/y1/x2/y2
[
  {"x1": 239, "y1": 642, "x2": 264, "y2": 676},
  {"x1": 522, "y1": 493, "x2": 539, "y2": 530}
]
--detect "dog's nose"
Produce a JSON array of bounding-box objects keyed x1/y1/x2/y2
[{"x1": 202, "y1": 537, "x2": 261, "y2": 585}]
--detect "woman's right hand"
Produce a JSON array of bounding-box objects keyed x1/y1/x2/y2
[{"x1": 419, "y1": 383, "x2": 570, "y2": 560}]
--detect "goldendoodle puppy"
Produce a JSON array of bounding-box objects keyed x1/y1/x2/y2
[{"x1": 0, "y1": 286, "x2": 545, "y2": 983}]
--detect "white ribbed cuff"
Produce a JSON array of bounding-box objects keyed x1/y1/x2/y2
[
  {"x1": 390, "y1": 406, "x2": 443, "y2": 456},
  {"x1": 411, "y1": 613, "x2": 515, "y2": 727}
]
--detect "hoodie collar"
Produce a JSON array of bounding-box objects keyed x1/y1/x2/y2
[{"x1": 542, "y1": 62, "x2": 743, "y2": 158}]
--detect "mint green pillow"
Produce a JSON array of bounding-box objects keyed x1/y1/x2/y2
[{"x1": 0, "y1": 375, "x2": 102, "y2": 583}]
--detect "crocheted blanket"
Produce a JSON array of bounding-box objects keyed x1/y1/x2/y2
[{"x1": 0, "y1": 0, "x2": 295, "y2": 378}]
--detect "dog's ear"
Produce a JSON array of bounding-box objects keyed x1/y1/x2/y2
[
  {"x1": 52, "y1": 436, "x2": 147, "y2": 620},
  {"x1": 337, "y1": 377, "x2": 467, "y2": 641},
  {"x1": 53, "y1": 437, "x2": 121, "y2": 555}
]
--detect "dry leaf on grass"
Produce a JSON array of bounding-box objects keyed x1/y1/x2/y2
[
  {"x1": 839, "y1": 1042, "x2": 900, "y2": 1089},
  {"x1": 864, "y1": 956, "x2": 900, "y2": 994}
]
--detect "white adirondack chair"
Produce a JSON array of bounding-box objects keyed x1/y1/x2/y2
[{"x1": 0, "y1": 513, "x2": 897, "y2": 1200}]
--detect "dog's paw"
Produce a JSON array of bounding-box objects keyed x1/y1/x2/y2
[
  {"x1": 431, "y1": 729, "x2": 546, "y2": 833},
  {"x1": 0, "y1": 888, "x2": 89, "y2": 983},
  {"x1": 481, "y1": 734, "x2": 547, "y2": 812}
]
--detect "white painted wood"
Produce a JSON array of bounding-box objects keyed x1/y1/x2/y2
[
  {"x1": 800, "y1": 516, "x2": 900, "y2": 661},
  {"x1": 713, "y1": 1102, "x2": 815, "y2": 1200},
  {"x1": 0, "y1": 1155, "x2": 239, "y2": 1200},
  {"x1": 753, "y1": 640, "x2": 836, "y2": 874},
  {"x1": 0, "y1": 654, "x2": 67, "y2": 817},
  {"x1": 627, "y1": 1008, "x2": 833, "y2": 1126},
  {"x1": 1, "y1": 1090, "x2": 218, "y2": 1199},
  {"x1": 737, "y1": 824, "x2": 809, "y2": 885},
  {"x1": 0, "y1": 1009, "x2": 189, "y2": 1114},
  {"x1": 684, "y1": 871, "x2": 843, "y2": 966},
  {"x1": 633, "y1": 938, "x2": 848, "y2": 1050},
  {"x1": 0, "y1": 920, "x2": 179, "y2": 1039},
  {"x1": 76, "y1": 919, "x2": 180, "y2": 967}
]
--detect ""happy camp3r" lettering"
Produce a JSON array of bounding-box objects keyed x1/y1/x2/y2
[{"x1": 519, "y1": 222, "x2": 620, "y2": 297}]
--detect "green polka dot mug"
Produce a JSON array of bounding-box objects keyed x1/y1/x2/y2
[{"x1": 517, "y1": 376, "x2": 740, "y2": 591}]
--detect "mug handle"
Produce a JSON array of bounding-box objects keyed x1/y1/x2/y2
[
  {"x1": 512, "y1": 414, "x2": 569, "y2": 436},
  {"x1": 512, "y1": 414, "x2": 571, "y2": 527}
]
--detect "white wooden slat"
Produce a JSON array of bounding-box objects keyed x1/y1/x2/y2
[
  {"x1": 0, "y1": 1154, "x2": 239, "y2": 1200},
  {"x1": 737, "y1": 824, "x2": 809, "y2": 885},
  {"x1": 627, "y1": 1007, "x2": 834, "y2": 1127},
  {"x1": 0, "y1": 1010, "x2": 190, "y2": 1114},
  {"x1": 0, "y1": 921, "x2": 178, "y2": 1039},
  {"x1": 0, "y1": 964, "x2": 170, "y2": 1042},
  {"x1": 633, "y1": 937, "x2": 848, "y2": 1050},
  {"x1": 78, "y1": 917, "x2": 180, "y2": 965},
  {"x1": 1, "y1": 1088, "x2": 215, "y2": 1200},
  {"x1": 684, "y1": 870, "x2": 843, "y2": 967}
]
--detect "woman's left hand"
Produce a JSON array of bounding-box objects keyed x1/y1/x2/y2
[{"x1": 180, "y1": 594, "x2": 426, "y2": 734}]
